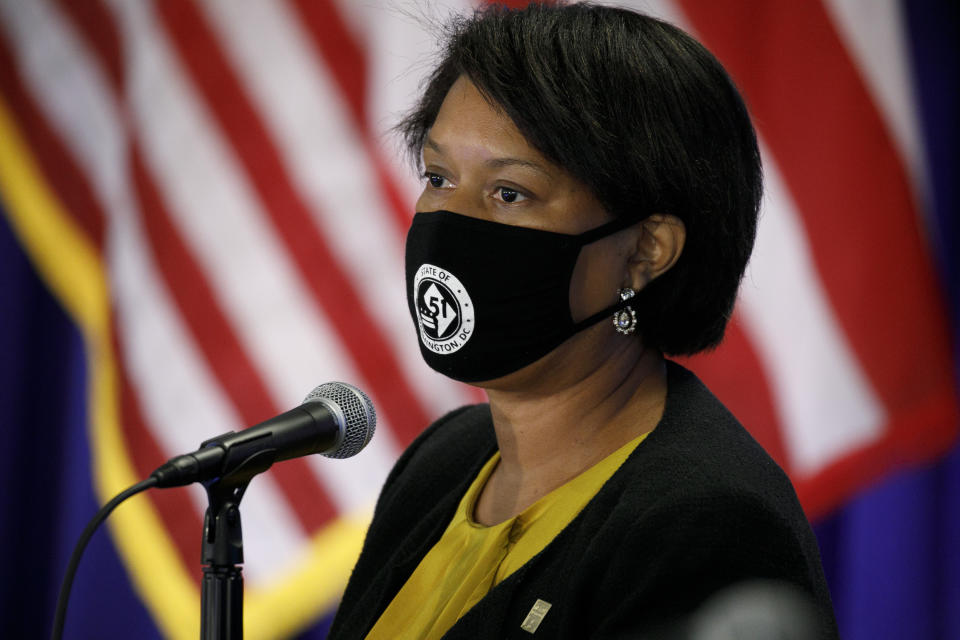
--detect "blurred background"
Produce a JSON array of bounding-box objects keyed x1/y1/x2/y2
[{"x1": 0, "y1": 0, "x2": 956, "y2": 638}]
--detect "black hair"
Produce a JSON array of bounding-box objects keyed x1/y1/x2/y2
[{"x1": 398, "y1": 2, "x2": 762, "y2": 355}]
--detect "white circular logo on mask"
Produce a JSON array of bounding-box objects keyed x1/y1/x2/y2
[{"x1": 413, "y1": 263, "x2": 475, "y2": 354}]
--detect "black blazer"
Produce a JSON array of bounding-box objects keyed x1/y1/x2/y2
[{"x1": 329, "y1": 362, "x2": 838, "y2": 639}]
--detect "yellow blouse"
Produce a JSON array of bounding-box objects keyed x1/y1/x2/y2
[{"x1": 365, "y1": 430, "x2": 649, "y2": 640}]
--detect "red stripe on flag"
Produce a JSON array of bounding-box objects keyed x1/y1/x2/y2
[
  {"x1": 287, "y1": 0, "x2": 417, "y2": 236},
  {"x1": 154, "y1": 0, "x2": 432, "y2": 446},
  {"x1": 679, "y1": 0, "x2": 958, "y2": 512},
  {"x1": 56, "y1": 0, "x2": 338, "y2": 532},
  {"x1": 288, "y1": 0, "x2": 497, "y2": 408},
  {"x1": 53, "y1": 0, "x2": 123, "y2": 92},
  {"x1": 114, "y1": 328, "x2": 204, "y2": 582},
  {"x1": 0, "y1": 21, "x2": 201, "y2": 575},
  {"x1": 129, "y1": 145, "x2": 337, "y2": 530},
  {"x1": 801, "y1": 397, "x2": 957, "y2": 519},
  {"x1": 287, "y1": 0, "x2": 366, "y2": 123},
  {"x1": 0, "y1": 34, "x2": 105, "y2": 250}
]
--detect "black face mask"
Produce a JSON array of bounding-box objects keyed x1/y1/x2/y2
[{"x1": 405, "y1": 210, "x2": 638, "y2": 383}]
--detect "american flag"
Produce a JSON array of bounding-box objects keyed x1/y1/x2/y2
[{"x1": 0, "y1": 1, "x2": 954, "y2": 638}]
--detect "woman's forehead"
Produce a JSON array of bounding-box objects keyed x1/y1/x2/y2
[{"x1": 425, "y1": 76, "x2": 555, "y2": 173}]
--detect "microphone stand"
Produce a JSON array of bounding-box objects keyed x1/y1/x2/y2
[
  {"x1": 199, "y1": 441, "x2": 277, "y2": 639},
  {"x1": 201, "y1": 477, "x2": 247, "y2": 639}
]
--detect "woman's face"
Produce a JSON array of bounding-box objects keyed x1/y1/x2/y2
[
  {"x1": 417, "y1": 76, "x2": 610, "y2": 234},
  {"x1": 416, "y1": 76, "x2": 637, "y2": 327}
]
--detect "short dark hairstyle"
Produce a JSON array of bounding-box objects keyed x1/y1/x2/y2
[{"x1": 398, "y1": 2, "x2": 762, "y2": 355}]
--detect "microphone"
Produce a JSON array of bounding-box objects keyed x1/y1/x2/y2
[{"x1": 150, "y1": 382, "x2": 376, "y2": 488}]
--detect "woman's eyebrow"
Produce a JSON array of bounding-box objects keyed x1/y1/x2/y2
[
  {"x1": 484, "y1": 157, "x2": 554, "y2": 181},
  {"x1": 423, "y1": 136, "x2": 445, "y2": 154},
  {"x1": 424, "y1": 135, "x2": 554, "y2": 181}
]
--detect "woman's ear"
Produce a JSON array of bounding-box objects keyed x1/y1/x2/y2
[{"x1": 626, "y1": 214, "x2": 686, "y2": 291}]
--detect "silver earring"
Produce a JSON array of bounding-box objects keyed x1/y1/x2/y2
[{"x1": 613, "y1": 288, "x2": 637, "y2": 335}]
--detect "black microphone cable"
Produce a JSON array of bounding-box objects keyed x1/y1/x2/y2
[{"x1": 50, "y1": 476, "x2": 158, "y2": 640}]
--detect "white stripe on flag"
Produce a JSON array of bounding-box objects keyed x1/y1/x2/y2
[
  {"x1": 618, "y1": 0, "x2": 687, "y2": 26},
  {"x1": 198, "y1": 0, "x2": 476, "y2": 420},
  {"x1": 339, "y1": 0, "x2": 433, "y2": 207},
  {"x1": 618, "y1": 0, "x2": 890, "y2": 474},
  {"x1": 822, "y1": 0, "x2": 928, "y2": 200},
  {"x1": 3, "y1": 0, "x2": 312, "y2": 580},
  {"x1": 739, "y1": 146, "x2": 886, "y2": 476},
  {"x1": 336, "y1": 0, "x2": 480, "y2": 205},
  {"x1": 106, "y1": 0, "x2": 399, "y2": 517}
]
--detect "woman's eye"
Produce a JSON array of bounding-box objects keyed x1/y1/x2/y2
[
  {"x1": 496, "y1": 187, "x2": 526, "y2": 203},
  {"x1": 424, "y1": 172, "x2": 448, "y2": 189}
]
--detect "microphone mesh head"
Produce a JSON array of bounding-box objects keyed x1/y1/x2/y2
[{"x1": 303, "y1": 382, "x2": 376, "y2": 459}]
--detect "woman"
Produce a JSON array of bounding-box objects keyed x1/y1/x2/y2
[{"x1": 330, "y1": 4, "x2": 837, "y2": 638}]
